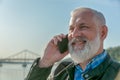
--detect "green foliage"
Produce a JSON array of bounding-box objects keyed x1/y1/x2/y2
[{"x1": 107, "y1": 46, "x2": 120, "y2": 61}]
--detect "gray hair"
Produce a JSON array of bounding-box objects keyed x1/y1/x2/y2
[{"x1": 71, "y1": 7, "x2": 106, "y2": 26}]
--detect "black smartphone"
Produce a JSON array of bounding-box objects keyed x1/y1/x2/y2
[{"x1": 57, "y1": 35, "x2": 68, "y2": 54}]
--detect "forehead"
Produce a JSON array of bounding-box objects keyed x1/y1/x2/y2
[{"x1": 69, "y1": 11, "x2": 95, "y2": 26}]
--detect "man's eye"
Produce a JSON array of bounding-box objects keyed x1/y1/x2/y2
[{"x1": 79, "y1": 26, "x2": 89, "y2": 29}]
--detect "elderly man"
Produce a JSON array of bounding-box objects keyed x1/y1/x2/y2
[{"x1": 26, "y1": 7, "x2": 120, "y2": 80}]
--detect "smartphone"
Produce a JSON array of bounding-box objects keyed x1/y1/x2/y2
[{"x1": 57, "y1": 35, "x2": 68, "y2": 54}]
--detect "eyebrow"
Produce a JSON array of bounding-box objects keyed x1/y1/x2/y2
[
  {"x1": 78, "y1": 23, "x2": 86, "y2": 26},
  {"x1": 69, "y1": 23, "x2": 87, "y2": 28}
]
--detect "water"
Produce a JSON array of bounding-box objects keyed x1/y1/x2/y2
[
  {"x1": 0, "y1": 57, "x2": 70, "y2": 80},
  {"x1": 0, "y1": 63, "x2": 32, "y2": 80}
]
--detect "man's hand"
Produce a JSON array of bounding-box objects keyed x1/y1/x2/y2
[{"x1": 39, "y1": 34, "x2": 69, "y2": 67}]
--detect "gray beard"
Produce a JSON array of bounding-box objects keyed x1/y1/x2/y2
[{"x1": 68, "y1": 34, "x2": 100, "y2": 64}]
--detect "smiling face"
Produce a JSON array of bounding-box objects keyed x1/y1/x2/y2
[{"x1": 68, "y1": 8, "x2": 107, "y2": 63}]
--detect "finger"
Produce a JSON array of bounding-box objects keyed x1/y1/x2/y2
[
  {"x1": 60, "y1": 33, "x2": 66, "y2": 38},
  {"x1": 53, "y1": 36, "x2": 59, "y2": 45},
  {"x1": 54, "y1": 34, "x2": 64, "y2": 42},
  {"x1": 52, "y1": 34, "x2": 66, "y2": 45},
  {"x1": 56, "y1": 36, "x2": 62, "y2": 42}
]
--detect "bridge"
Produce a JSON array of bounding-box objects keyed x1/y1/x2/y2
[{"x1": 0, "y1": 49, "x2": 40, "y2": 67}]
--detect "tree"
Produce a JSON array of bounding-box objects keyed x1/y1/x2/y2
[{"x1": 107, "y1": 46, "x2": 120, "y2": 61}]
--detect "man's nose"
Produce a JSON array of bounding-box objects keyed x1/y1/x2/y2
[{"x1": 71, "y1": 27, "x2": 81, "y2": 37}]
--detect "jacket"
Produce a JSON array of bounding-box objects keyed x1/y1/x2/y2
[{"x1": 25, "y1": 54, "x2": 120, "y2": 80}]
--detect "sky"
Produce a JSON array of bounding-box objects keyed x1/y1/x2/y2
[{"x1": 0, "y1": 0, "x2": 120, "y2": 58}]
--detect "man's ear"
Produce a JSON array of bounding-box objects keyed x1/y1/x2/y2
[{"x1": 100, "y1": 25, "x2": 108, "y2": 40}]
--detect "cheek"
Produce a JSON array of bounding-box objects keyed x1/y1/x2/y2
[
  {"x1": 83, "y1": 32, "x2": 97, "y2": 41},
  {"x1": 68, "y1": 29, "x2": 98, "y2": 42}
]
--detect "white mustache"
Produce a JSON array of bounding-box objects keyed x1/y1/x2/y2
[{"x1": 70, "y1": 37, "x2": 87, "y2": 45}]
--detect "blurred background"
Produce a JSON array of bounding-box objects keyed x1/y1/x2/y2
[{"x1": 0, "y1": 0, "x2": 120, "y2": 80}]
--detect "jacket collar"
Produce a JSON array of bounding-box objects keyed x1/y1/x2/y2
[
  {"x1": 66, "y1": 62, "x2": 75, "y2": 80},
  {"x1": 81, "y1": 54, "x2": 112, "y2": 79},
  {"x1": 67, "y1": 54, "x2": 112, "y2": 80}
]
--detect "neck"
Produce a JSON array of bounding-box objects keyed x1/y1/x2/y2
[{"x1": 79, "y1": 60, "x2": 90, "y2": 70}]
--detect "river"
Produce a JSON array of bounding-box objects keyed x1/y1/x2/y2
[{"x1": 0, "y1": 63, "x2": 31, "y2": 80}]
